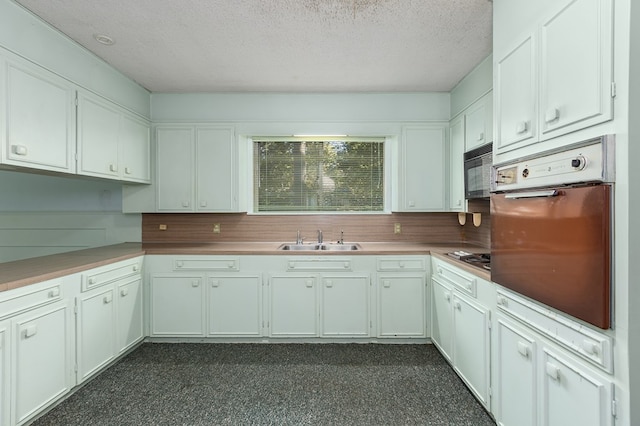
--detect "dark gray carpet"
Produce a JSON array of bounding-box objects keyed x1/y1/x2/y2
[{"x1": 32, "y1": 343, "x2": 495, "y2": 426}]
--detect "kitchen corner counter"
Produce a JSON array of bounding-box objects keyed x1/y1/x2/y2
[
  {"x1": 431, "y1": 251, "x2": 491, "y2": 282},
  {"x1": 0, "y1": 243, "x2": 145, "y2": 291},
  {"x1": 0, "y1": 241, "x2": 491, "y2": 292}
]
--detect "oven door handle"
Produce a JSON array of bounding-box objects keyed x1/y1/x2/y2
[{"x1": 505, "y1": 190, "x2": 558, "y2": 199}]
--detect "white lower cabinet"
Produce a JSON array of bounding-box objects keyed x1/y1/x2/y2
[
  {"x1": 430, "y1": 257, "x2": 491, "y2": 410},
  {"x1": 76, "y1": 258, "x2": 144, "y2": 383},
  {"x1": 493, "y1": 290, "x2": 615, "y2": 426},
  {"x1": 377, "y1": 274, "x2": 427, "y2": 337},
  {"x1": 0, "y1": 321, "x2": 9, "y2": 426},
  {"x1": 269, "y1": 275, "x2": 318, "y2": 337},
  {"x1": 77, "y1": 287, "x2": 116, "y2": 381},
  {"x1": 12, "y1": 301, "x2": 73, "y2": 425},
  {"x1": 150, "y1": 275, "x2": 206, "y2": 337},
  {"x1": 208, "y1": 275, "x2": 262, "y2": 337},
  {"x1": 494, "y1": 316, "x2": 536, "y2": 426},
  {"x1": 321, "y1": 275, "x2": 370, "y2": 337}
]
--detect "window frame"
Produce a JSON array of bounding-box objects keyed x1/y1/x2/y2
[{"x1": 246, "y1": 135, "x2": 393, "y2": 215}]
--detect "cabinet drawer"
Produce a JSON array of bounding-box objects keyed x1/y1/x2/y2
[
  {"x1": 174, "y1": 258, "x2": 239, "y2": 271},
  {"x1": 82, "y1": 258, "x2": 142, "y2": 291},
  {"x1": 497, "y1": 289, "x2": 613, "y2": 373},
  {"x1": 0, "y1": 281, "x2": 62, "y2": 321},
  {"x1": 432, "y1": 259, "x2": 476, "y2": 297},
  {"x1": 286, "y1": 258, "x2": 352, "y2": 271},
  {"x1": 377, "y1": 257, "x2": 426, "y2": 271}
]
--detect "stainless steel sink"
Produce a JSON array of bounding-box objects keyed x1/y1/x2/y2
[{"x1": 278, "y1": 243, "x2": 360, "y2": 251}]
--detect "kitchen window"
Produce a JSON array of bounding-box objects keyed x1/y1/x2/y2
[{"x1": 252, "y1": 137, "x2": 385, "y2": 213}]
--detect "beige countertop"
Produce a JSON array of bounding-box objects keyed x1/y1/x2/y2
[{"x1": 0, "y1": 241, "x2": 490, "y2": 292}]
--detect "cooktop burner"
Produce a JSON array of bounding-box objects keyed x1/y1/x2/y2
[{"x1": 447, "y1": 251, "x2": 491, "y2": 271}]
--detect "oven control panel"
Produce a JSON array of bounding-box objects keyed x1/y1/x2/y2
[{"x1": 492, "y1": 136, "x2": 614, "y2": 191}]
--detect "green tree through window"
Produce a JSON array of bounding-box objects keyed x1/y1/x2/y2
[{"x1": 253, "y1": 137, "x2": 384, "y2": 212}]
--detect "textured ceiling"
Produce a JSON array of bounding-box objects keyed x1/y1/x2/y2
[{"x1": 15, "y1": 0, "x2": 493, "y2": 93}]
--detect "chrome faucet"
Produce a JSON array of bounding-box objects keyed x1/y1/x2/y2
[
  {"x1": 296, "y1": 230, "x2": 304, "y2": 245},
  {"x1": 317, "y1": 229, "x2": 323, "y2": 244}
]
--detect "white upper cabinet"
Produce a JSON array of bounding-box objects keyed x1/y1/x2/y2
[
  {"x1": 1, "y1": 54, "x2": 76, "y2": 174},
  {"x1": 155, "y1": 125, "x2": 239, "y2": 212},
  {"x1": 77, "y1": 92, "x2": 150, "y2": 183},
  {"x1": 396, "y1": 125, "x2": 447, "y2": 212},
  {"x1": 448, "y1": 114, "x2": 465, "y2": 211},
  {"x1": 495, "y1": 0, "x2": 613, "y2": 160},
  {"x1": 464, "y1": 93, "x2": 493, "y2": 152},
  {"x1": 538, "y1": 0, "x2": 613, "y2": 139}
]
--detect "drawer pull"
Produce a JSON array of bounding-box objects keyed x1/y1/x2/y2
[
  {"x1": 582, "y1": 341, "x2": 599, "y2": 355},
  {"x1": 23, "y1": 324, "x2": 37, "y2": 338},
  {"x1": 517, "y1": 341, "x2": 529, "y2": 358},
  {"x1": 88, "y1": 277, "x2": 97, "y2": 285},
  {"x1": 48, "y1": 288, "x2": 60, "y2": 298},
  {"x1": 133, "y1": 264, "x2": 139, "y2": 272},
  {"x1": 398, "y1": 262, "x2": 405, "y2": 268},
  {"x1": 437, "y1": 268, "x2": 443, "y2": 275},
  {"x1": 228, "y1": 262, "x2": 235, "y2": 269},
  {"x1": 497, "y1": 295, "x2": 507, "y2": 306},
  {"x1": 120, "y1": 288, "x2": 129, "y2": 297},
  {"x1": 176, "y1": 261, "x2": 184, "y2": 268},
  {"x1": 546, "y1": 362, "x2": 560, "y2": 381},
  {"x1": 344, "y1": 262, "x2": 349, "y2": 269}
]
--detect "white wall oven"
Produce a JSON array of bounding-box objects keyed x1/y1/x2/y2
[{"x1": 490, "y1": 136, "x2": 614, "y2": 329}]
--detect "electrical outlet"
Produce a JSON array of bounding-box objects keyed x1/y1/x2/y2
[
  {"x1": 213, "y1": 223, "x2": 221, "y2": 233},
  {"x1": 159, "y1": 224, "x2": 167, "y2": 231},
  {"x1": 394, "y1": 223, "x2": 401, "y2": 234}
]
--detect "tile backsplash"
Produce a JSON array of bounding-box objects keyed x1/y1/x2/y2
[{"x1": 143, "y1": 209, "x2": 490, "y2": 248}]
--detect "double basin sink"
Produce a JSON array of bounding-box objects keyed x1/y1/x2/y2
[{"x1": 278, "y1": 243, "x2": 361, "y2": 251}]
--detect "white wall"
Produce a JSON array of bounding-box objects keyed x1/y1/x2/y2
[{"x1": 0, "y1": 171, "x2": 141, "y2": 263}]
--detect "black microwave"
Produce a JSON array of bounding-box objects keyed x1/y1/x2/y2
[{"x1": 463, "y1": 143, "x2": 492, "y2": 200}]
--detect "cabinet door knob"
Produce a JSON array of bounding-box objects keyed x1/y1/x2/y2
[
  {"x1": 477, "y1": 132, "x2": 484, "y2": 141},
  {"x1": 545, "y1": 107, "x2": 560, "y2": 123},
  {"x1": 109, "y1": 164, "x2": 118, "y2": 172},
  {"x1": 516, "y1": 121, "x2": 528, "y2": 134},
  {"x1": 11, "y1": 144, "x2": 28, "y2": 156},
  {"x1": 383, "y1": 280, "x2": 391, "y2": 288},
  {"x1": 227, "y1": 262, "x2": 235, "y2": 269},
  {"x1": 454, "y1": 301, "x2": 462, "y2": 310},
  {"x1": 133, "y1": 264, "x2": 139, "y2": 272},
  {"x1": 497, "y1": 295, "x2": 507, "y2": 306},
  {"x1": 88, "y1": 277, "x2": 97, "y2": 284},
  {"x1": 124, "y1": 167, "x2": 132, "y2": 175},
  {"x1": 343, "y1": 262, "x2": 349, "y2": 269},
  {"x1": 103, "y1": 294, "x2": 113, "y2": 304},
  {"x1": 325, "y1": 280, "x2": 333, "y2": 288},
  {"x1": 545, "y1": 362, "x2": 560, "y2": 381},
  {"x1": 23, "y1": 324, "x2": 37, "y2": 338},
  {"x1": 176, "y1": 261, "x2": 184, "y2": 268},
  {"x1": 517, "y1": 341, "x2": 529, "y2": 358},
  {"x1": 305, "y1": 280, "x2": 313, "y2": 288},
  {"x1": 120, "y1": 288, "x2": 129, "y2": 297},
  {"x1": 445, "y1": 293, "x2": 451, "y2": 302},
  {"x1": 182, "y1": 201, "x2": 190, "y2": 208},
  {"x1": 211, "y1": 280, "x2": 220, "y2": 287},
  {"x1": 192, "y1": 280, "x2": 200, "y2": 287},
  {"x1": 200, "y1": 200, "x2": 208, "y2": 207}
]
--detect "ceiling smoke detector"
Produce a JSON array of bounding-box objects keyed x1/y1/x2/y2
[{"x1": 93, "y1": 33, "x2": 115, "y2": 46}]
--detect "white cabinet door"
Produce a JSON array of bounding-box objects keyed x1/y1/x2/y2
[
  {"x1": 0, "y1": 321, "x2": 8, "y2": 426},
  {"x1": 3, "y1": 57, "x2": 75, "y2": 174},
  {"x1": 452, "y1": 293, "x2": 490, "y2": 409},
  {"x1": 116, "y1": 278, "x2": 144, "y2": 353},
  {"x1": 77, "y1": 93, "x2": 120, "y2": 179},
  {"x1": 321, "y1": 275, "x2": 370, "y2": 337},
  {"x1": 156, "y1": 127, "x2": 195, "y2": 211},
  {"x1": 150, "y1": 275, "x2": 205, "y2": 336},
  {"x1": 196, "y1": 127, "x2": 236, "y2": 212},
  {"x1": 495, "y1": 35, "x2": 537, "y2": 155},
  {"x1": 378, "y1": 274, "x2": 426, "y2": 337},
  {"x1": 397, "y1": 126, "x2": 447, "y2": 211},
  {"x1": 495, "y1": 315, "x2": 537, "y2": 426},
  {"x1": 208, "y1": 275, "x2": 262, "y2": 337},
  {"x1": 539, "y1": 0, "x2": 613, "y2": 140},
  {"x1": 430, "y1": 278, "x2": 453, "y2": 361},
  {"x1": 119, "y1": 114, "x2": 151, "y2": 183},
  {"x1": 12, "y1": 301, "x2": 72, "y2": 425},
  {"x1": 464, "y1": 97, "x2": 488, "y2": 151},
  {"x1": 77, "y1": 287, "x2": 116, "y2": 382},
  {"x1": 542, "y1": 348, "x2": 613, "y2": 426},
  {"x1": 269, "y1": 275, "x2": 318, "y2": 337},
  {"x1": 448, "y1": 114, "x2": 465, "y2": 211}
]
